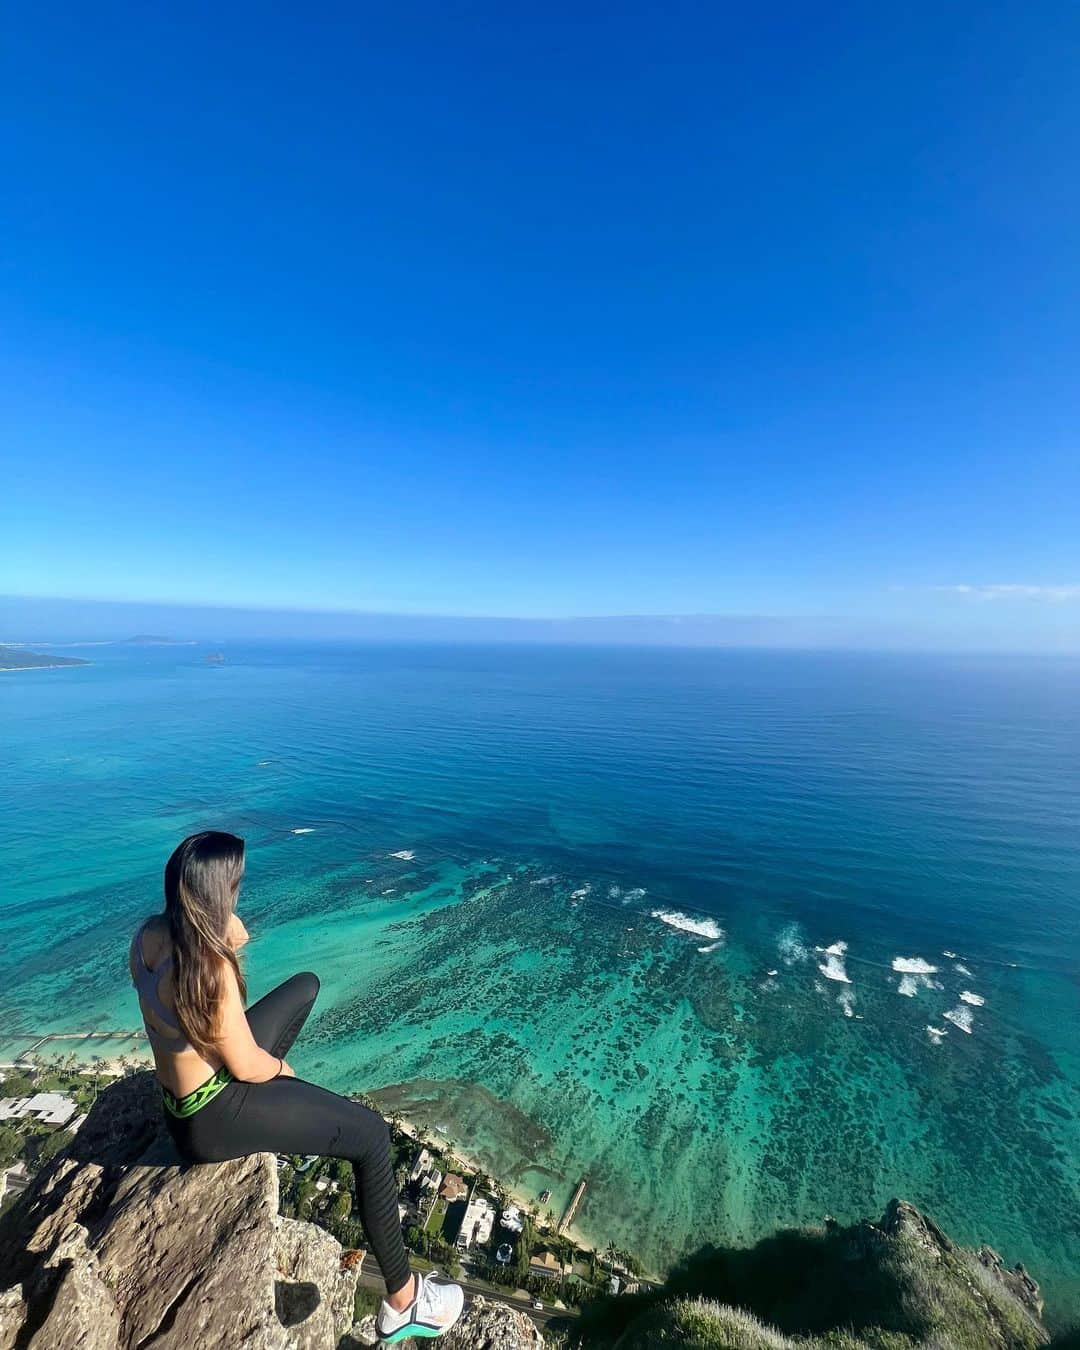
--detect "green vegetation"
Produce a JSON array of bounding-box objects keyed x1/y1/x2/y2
[
  {"x1": 353, "y1": 1284, "x2": 381, "y2": 1323},
  {"x1": 564, "y1": 1203, "x2": 1060, "y2": 1349},
  {"x1": 0, "y1": 1065, "x2": 114, "y2": 1177},
  {"x1": 0, "y1": 1125, "x2": 21, "y2": 1169}
]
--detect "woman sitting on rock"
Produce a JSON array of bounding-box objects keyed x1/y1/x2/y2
[{"x1": 130, "y1": 829, "x2": 464, "y2": 1344}]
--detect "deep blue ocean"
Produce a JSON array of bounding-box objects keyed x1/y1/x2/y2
[{"x1": 2, "y1": 643, "x2": 1078, "y2": 1318}]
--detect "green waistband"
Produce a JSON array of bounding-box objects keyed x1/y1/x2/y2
[{"x1": 162, "y1": 1066, "x2": 233, "y2": 1119}]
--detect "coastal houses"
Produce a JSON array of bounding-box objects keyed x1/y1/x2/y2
[
  {"x1": 455, "y1": 1194, "x2": 496, "y2": 1250},
  {"x1": 500, "y1": 1203, "x2": 525, "y2": 1234},
  {"x1": 407, "y1": 1148, "x2": 443, "y2": 1194},
  {"x1": 0, "y1": 1092, "x2": 77, "y2": 1127},
  {"x1": 529, "y1": 1250, "x2": 562, "y2": 1279},
  {"x1": 408, "y1": 1148, "x2": 433, "y2": 1183},
  {"x1": 439, "y1": 1173, "x2": 468, "y2": 1203}
]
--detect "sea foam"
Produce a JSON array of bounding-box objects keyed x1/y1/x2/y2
[
  {"x1": 292, "y1": 827, "x2": 315, "y2": 835},
  {"x1": 892, "y1": 956, "x2": 938, "y2": 997},
  {"x1": 944, "y1": 1005, "x2": 975, "y2": 1034},
  {"x1": 892, "y1": 957, "x2": 938, "y2": 974},
  {"x1": 959, "y1": 991, "x2": 985, "y2": 1006},
  {"x1": 652, "y1": 909, "x2": 724, "y2": 942},
  {"x1": 817, "y1": 940, "x2": 852, "y2": 984},
  {"x1": 777, "y1": 923, "x2": 809, "y2": 965}
]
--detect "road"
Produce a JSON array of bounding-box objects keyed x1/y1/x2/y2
[{"x1": 355, "y1": 1265, "x2": 578, "y2": 1333}]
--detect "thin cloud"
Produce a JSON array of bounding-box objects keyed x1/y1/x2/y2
[{"x1": 929, "y1": 584, "x2": 1080, "y2": 602}]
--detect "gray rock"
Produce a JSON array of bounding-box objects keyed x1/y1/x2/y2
[
  {"x1": 0, "y1": 1073, "x2": 360, "y2": 1349},
  {"x1": 439, "y1": 1297, "x2": 546, "y2": 1350}
]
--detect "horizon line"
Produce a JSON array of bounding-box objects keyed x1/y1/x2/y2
[{"x1": 2, "y1": 591, "x2": 853, "y2": 624}]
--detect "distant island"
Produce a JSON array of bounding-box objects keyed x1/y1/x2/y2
[{"x1": 0, "y1": 645, "x2": 89, "y2": 671}]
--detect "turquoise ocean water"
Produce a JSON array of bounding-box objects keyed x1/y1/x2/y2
[{"x1": 2, "y1": 643, "x2": 1078, "y2": 1318}]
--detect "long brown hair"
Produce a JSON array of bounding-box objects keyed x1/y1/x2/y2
[{"x1": 163, "y1": 831, "x2": 247, "y2": 1059}]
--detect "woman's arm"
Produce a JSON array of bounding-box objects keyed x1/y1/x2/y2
[{"x1": 214, "y1": 965, "x2": 295, "y2": 1082}]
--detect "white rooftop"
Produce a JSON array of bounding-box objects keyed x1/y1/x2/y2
[
  {"x1": 0, "y1": 1093, "x2": 77, "y2": 1127},
  {"x1": 458, "y1": 1195, "x2": 496, "y2": 1249},
  {"x1": 408, "y1": 1148, "x2": 433, "y2": 1183},
  {"x1": 501, "y1": 1204, "x2": 525, "y2": 1233}
]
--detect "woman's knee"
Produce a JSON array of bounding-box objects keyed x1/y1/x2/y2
[
  {"x1": 355, "y1": 1104, "x2": 391, "y2": 1156},
  {"x1": 288, "y1": 971, "x2": 320, "y2": 1003}
]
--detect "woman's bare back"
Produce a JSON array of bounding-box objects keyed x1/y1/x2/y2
[{"x1": 130, "y1": 916, "x2": 224, "y2": 1096}]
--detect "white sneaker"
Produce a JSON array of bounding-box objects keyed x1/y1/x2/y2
[{"x1": 376, "y1": 1270, "x2": 465, "y2": 1342}]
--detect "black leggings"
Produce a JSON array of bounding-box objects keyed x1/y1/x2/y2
[{"x1": 165, "y1": 972, "x2": 411, "y2": 1294}]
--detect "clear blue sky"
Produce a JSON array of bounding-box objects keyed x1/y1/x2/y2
[{"x1": 3, "y1": 4, "x2": 1079, "y2": 645}]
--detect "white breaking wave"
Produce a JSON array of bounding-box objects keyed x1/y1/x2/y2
[
  {"x1": 388, "y1": 849, "x2": 415, "y2": 860},
  {"x1": 959, "y1": 990, "x2": 985, "y2": 1006},
  {"x1": 570, "y1": 886, "x2": 591, "y2": 899},
  {"x1": 954, "y1": 963, "x2": 972, "y2": 977},
  {"x1": 892, "y1": 956, "x2": 939, "y2": 997},
  {"x1": 942, "y1": 950, "x2": 958, "y2": 959},
  {"x1": 652, "y1": 909, "x2": 724, "y2": 942},
  {"x1": 926, "y1": 1025, "x2": 948, "y2": 1044},
  {"x1": 943, "y1": 1005, "x2": 975, "y2": 1034},
  {"x1": 766, "y1": 969, "x2": 778, "y2": 977},
  {"x1": 292, "y1": 827, "x2": 315, "y2": 835},
  {"x1": 608, "y1": 885, "x2": 622, "y2": 899},
  {"x1": 624, "y1": 887, "x2": 647, "y2": 900},
  {"x1": 531, "y1": 875, "x2": 557, "y2": 886},
  {"x1": 837, "y1": 988, "x2": 856, "y2": 1018},
  {"x1": 777, "y1": 923, "x2": 809, "y2": 966},
  {"x1": 817, "y1": 940, "x2": 852, "y2": 984},
  {"x1": 698, "y1": 941, "x2": 722, "y2": 954}
]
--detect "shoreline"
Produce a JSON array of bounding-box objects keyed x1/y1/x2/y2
[
  {"x1": 0, "y1": 663, "x2": 92, "y2": 672},
  {"x1": 388, "y1": 1111, "x2": 598, "y2": 1263}
]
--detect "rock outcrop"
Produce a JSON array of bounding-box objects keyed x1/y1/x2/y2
[{"x1": 0, "y1": 1073, "x2": 363, "y2": 1349}]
